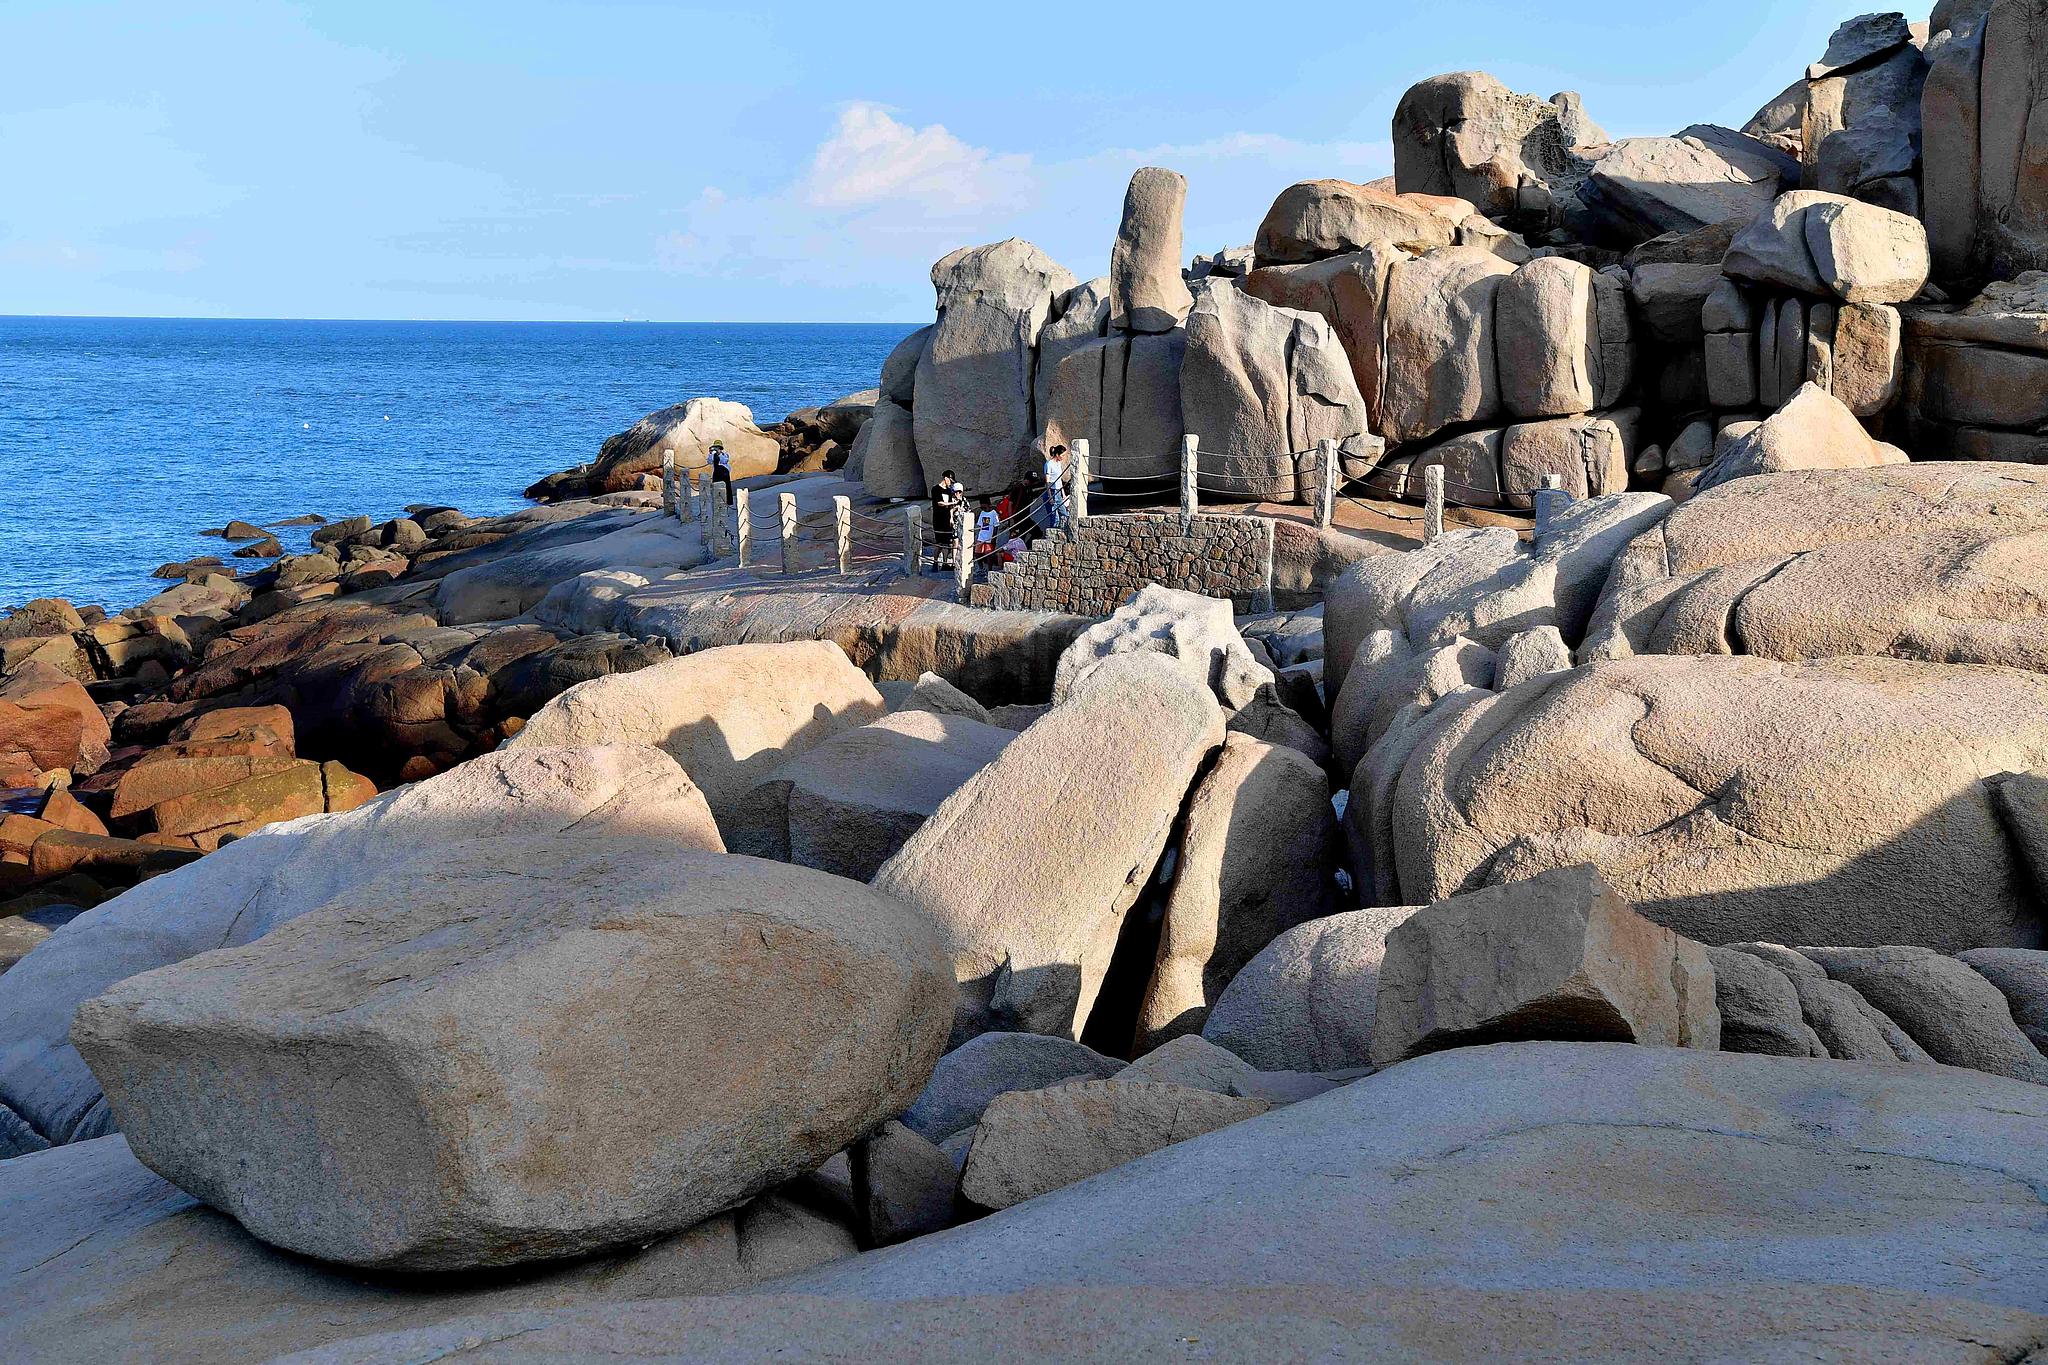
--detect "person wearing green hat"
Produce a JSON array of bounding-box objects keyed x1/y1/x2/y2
[{"x1": 709, "y1": 439, "x2": 732, "y2": 495}]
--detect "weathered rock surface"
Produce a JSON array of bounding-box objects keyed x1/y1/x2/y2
[
  {"x1": 726, "y1": 707, "x2": 1013, "y2": 881},
  {"x1": 1370, "y1": 866, "x2": 1718, "y2": 1064},
  {"x1": 1389, "y1": 654, "x2": 2048, "y2": 950},
  {"x1": 1393, "y1": 73, "x2": 1597, "y2": 218},
  {"x1": 1109, "y1": 167, "x2": 1193, "y2": 333},
  {"x1": 1052, "y1": 583, "x2": 1272, "y2": 710},
  {"x1": 1201, "y1": 905, "x2": 1419, "y2": 1072},
  {"x1": 1705, "y1": 945, "x2": 1825, "y2": 1058},
  {"x1": 1799, "y1": 946, "x2": 2048, "y2": 1083},
  {"x1": 0, "y1": 744, "x2": 722, "y2": 1147},
  {"x1": 289, "y1": 1045, "x2": 2048, "y2": 1363},
  {"x1": 1958, "y1": 947, "x2": 2048, "y2": 1054},
  {"x1": 1253, "y1": 178, "x2": 1467, "y2": 265},
  {"x1": 1379, "y1": 246, "x2": 1515, "y2": 443},
  {"x1": 510, "y1": 640, "x2": 885, "y2": 830},
  {"x1": 0, "y1": 1134, "x2": 856, "y2": 1365},
  {"x1": 914, "y1": 239, "x2": 1077, "y2": 492},
  {"x1": 0, "y1": 662, "x2": 110, "y2": 786},
  {"x1": 1134, "y1": 734, "x2": 1337, "y2": 1050},
  {"x1": 1723, "y1": 190, "x2": 1930, "y2": 304},
  {"x1": 850, "y1": 1120, "x2": 956, "y2": 1248},
  {"x1": 1583, "y1": 462, "x2": 2048, "y2": 673},
  {"x1": 1576, "y1": 125, "x2": 1800, "y2": 244},
  {"x1": 587, "y1": 398, "x2": 782, "y2": 492},
  {"x1": 1179, "y1": 279, "x2": 1368, "y2": 504},
  {"x1": 899, "y1": 1032, "x2": 1124, "y2": 1142},
  {"x1": 874, "y1": 652, "x2": 1223, "y2": 1044},
  {"x1": 1692, "y1": 382, "x2": 1906, "y2": 492},
  {"x1": 73, "y1": 839, "x2": 953, "y2": 1271},
  {"x1": 958, "y1": 1080, "x2": 1266, "y2": 1211}
]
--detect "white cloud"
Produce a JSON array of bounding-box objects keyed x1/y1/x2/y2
[{"x1": 800, "y1": 103, "x2": 1034, "y2": 217}]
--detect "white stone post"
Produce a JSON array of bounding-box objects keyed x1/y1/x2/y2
[
  {"x1": 903, "y1": 503, "x2": 924, "y2": 574},
  {"x1": 734, "y1": 487, "x2": 751, "y2": 567},
  {"x1": 833, "y1": 495, "x2": 851, "y2": 575},
  {"x1": 954, "y1": 506, "x2": 973, "y2": 602},
  {"x1": 1070, "y1": 438, "x2": 1090, "y2": 524},
  {"x1": 1423, "y1": 464, "x2": 1445, "y2": 544},
  {"x1": 709, "y1": 482, "x2": 730, "y2": 556},
  {"x1": 1180, "y1": 434, "x2": 1199, "y2": 523},
  {"x1": 1533, "y1": 472, "x2": 1567, "y2": 551},
  {"x1": 779, "y1": 492, "x2": 799, "y2": 574},
  {"x1": 660, "y1": 450, "x2": 676, "y2": 516},
  {"x1": 1316, "y1": 437, "x2": 1338, "y2": 530}
]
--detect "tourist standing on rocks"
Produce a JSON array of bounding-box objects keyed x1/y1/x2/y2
[
  {"x1": 1043, "y1": 444, "x2": 1069, "y2": 531},
  {"x1": 931, "y1": 470, "x2": 964, "y2": 570},
  {"x1": 709, "y1": 440, "x2": 731, "y2": 495}
]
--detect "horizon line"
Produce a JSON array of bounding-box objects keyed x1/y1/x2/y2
[{"x1": 0, "y1": 312, "x2": 925, "y2": 327}]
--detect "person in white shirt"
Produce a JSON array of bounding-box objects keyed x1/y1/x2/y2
[
  {"x1": 974, "y1": 505, "x2": 999, "y2": 556},
  {"x1": 1042, "y1": 445, "x2": 1068, "y2": 530}
]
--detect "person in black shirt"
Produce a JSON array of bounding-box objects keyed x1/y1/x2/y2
[{"x1": 931, "y1": 470, "x2": 964, "y2": 570}]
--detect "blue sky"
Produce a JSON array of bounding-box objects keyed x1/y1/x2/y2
[{"x1": 3, "y1": 1, "x2": 1869, "y2": 322}]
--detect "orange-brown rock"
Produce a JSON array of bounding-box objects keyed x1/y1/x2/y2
[
  {"x1": 111, "y1": 755, "x2": 300, "y2": 822},
  {"x1": 0, "y1": 663, "x2": 110, "y2": 786},
  {"x1": 27, "y1": 830, "x2": 200, "y2": 882},
  {"x1": 39, "y1": 789, "x2": 107, "y2": 839}
]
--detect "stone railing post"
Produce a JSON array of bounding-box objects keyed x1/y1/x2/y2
[
  {"x1": 1316, "y1": 437, "x2": 1337, "y2": 530},
  {"x1": 660, "y1": 450, "x2": 676, "y2": 516},
  {"x1": 1180, "y1": 434, "x2": 1199, "y2": 524},
  {"x1": 954, "y1": 506, "x2": 973, "y2": 603},
  {"x1": 903, "y1": 503, "x2": 924, "y2": 575},
  {"x1": 833, "y1": 495, "x2": 851, "y2": 575},
  {"x1": 1423, "y1": 464, "x2": 1445, "y2": 544},
  {"x1": 708, "y1": 482, "x2": 730, "y2": 556},
  {"x1": 1070, "y1": 438, "x2": 1090, "y2": 524},
  {"x1": 734, "y1": 487, "x2": 751, "y2": 567},
  {"x1": 1532, "y1": 472, "x2": 1568, "y2": 551},
  {"x1": 779, "y1": 492, "x2": 799, "y2": 575}
]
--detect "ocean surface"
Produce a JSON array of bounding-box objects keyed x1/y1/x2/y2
[{"x1": 0, "y1": 317, "x2": 915, "y2": 611}]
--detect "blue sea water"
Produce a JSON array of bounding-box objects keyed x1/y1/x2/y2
[{"x1": 0, "y1": 317, "x2": 914, "y2": 612}]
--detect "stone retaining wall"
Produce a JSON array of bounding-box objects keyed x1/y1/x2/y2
[{"x1": 973, "y1": 512, "x2": 1274, "y2": 615}]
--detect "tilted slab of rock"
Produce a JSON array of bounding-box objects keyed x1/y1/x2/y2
[
  {"x1": 898, "y1": 1031, "x2": 1123, "y2": 1142},
  {"x1": 0, "y1": 744, "x2": 722, "y2": 1149},
  {"x1": 72, "y1": 839, "x2": 953, "y2": 1271},
  {"x1": 1133, "y1": 733, "x2": 1337, "y2": 1051},
  {"x1": 1692, "y1": 383, "x2": 1907, "y2": 494},
  {"x1": 1370, "y1": 866, "x2": 1718, "y2": 1065},
  {"x1": 1202, "y1": 904, "x2": 1420, "y2": 1072},
  {"x1": 1582, "y1": 462, "x2": 2048, "y2": 673},
  {"x1": 510, "y1": 639, "x2": 885, "y2": 831},
  {"x1": 1723, "y1": 190, "x2": 1930, "y2": 304},
  {"x1": 873, "y1": 652, "x2": 1224, "y2": 1045},
  {"x1": 1574, "y1": 124, "x2": 1800, "y2": 244},
  {"x1": 725, "y1": 708, "x2": 1014, "y2": 882},
  {"x1": 1390, "y1": 653, "x2": 2048, "y2": 949},
  {"x1": 1052, "y1": 582, "x2": 1273, "y2": 711},
  {"x1": 1254, "y1": 178, "x2": 1470, "y2": 265},
  {"x1": 0, "y1": 1134, "x2": 856, "y2": 1364},
  {"x1": 285, "y1": 1044, "x2": 2048, "y2": 1363},
  {"x1": 958, "y1": 1079, "x2": 1267, "y2": 1211}
]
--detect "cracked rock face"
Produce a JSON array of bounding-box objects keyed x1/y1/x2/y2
[
  {"x1": 1389, "y1": 653, "x2": 2048, "y2": 950},
  {"x1": 1583, "y1": 462, "x2": 2048, "y2": 673}
]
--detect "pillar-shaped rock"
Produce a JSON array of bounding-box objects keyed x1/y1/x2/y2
[{"x1": 1111, "y1": 168, "x2": 1194, "y2": 334}]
